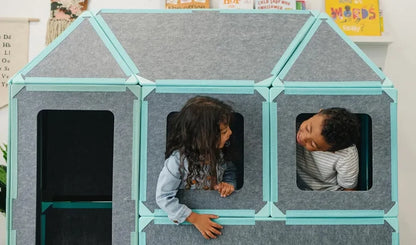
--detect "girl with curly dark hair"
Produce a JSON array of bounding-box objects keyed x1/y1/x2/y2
[{"x1": 156, "y1": 96, "x2": 236, "y2": 240}]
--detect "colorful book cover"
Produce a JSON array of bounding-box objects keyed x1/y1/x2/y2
[
  {"x1": 219, "y1": 0, "x2": 254, "y2": 9},
  {"x1": 255, "y1": 0, "x2": 296, "y2": 10},
  {"x1": 325, "y1": 0, "x2": 381, "y2": 36},
  {"x1": 166, "y1": 0, "x2": 210, "y2": 9}
]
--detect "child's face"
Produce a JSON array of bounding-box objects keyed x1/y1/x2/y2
[
  {"x1": 218, "y1": 122, "x2": 232, "y2": 149},
  {"x1": 296, "y1": 114, "x2": 331, "y2": 152}
]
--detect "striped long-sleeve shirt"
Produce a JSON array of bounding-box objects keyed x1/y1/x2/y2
[{"x1": 296, "y1": 145, "x2": 359, "y2": 191}]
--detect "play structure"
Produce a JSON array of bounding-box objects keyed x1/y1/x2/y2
[{"x1": 6, "y1": 9, "x2": 398, "y2": 245}]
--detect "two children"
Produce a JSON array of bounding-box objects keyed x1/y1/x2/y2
[{"x1": 156, "y1": 96, "x2": 360, "y2": 239}]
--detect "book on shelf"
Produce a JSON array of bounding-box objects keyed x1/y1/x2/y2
[
  {"x1": 219, "y1": 0, "x2": 254, "y2": 9},
  {"x1": 325, "y1": 0, "x2": 382, "y2": 36},
  {"x1": 255, "y1": 0, "x2": 296, "y2": 10},
  {"x1": 166, "y1": 0, "x2": 210, "y2": 9}
]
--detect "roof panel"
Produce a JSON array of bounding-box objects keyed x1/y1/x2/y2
[{"x1": 99, "y1": 11, "x2": 314, "y2": 85}]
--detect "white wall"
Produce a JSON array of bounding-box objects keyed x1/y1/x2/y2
[{"x1": 1, "y1": 0, "x2": 415, "y2": 244}]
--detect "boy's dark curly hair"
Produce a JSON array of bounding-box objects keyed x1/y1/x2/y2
[
  {"x1": 319, "y1": 108, "x2": 360, "y2": 152},
  {"x1": 166, "y1": 96, "x2": 233, "y2": 189}
]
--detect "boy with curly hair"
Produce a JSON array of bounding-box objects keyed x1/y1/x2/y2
[{"x1": 296, "y1": 108, "x2": 360, "y2": 191}]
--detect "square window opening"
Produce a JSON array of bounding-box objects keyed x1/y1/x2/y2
[
  {"x1": 166, "y1": 112, "x2": 244, "y2": 190},
  {"x1": 296, "y1": 113, "x2": 372, "y2": 191},
  {"x1": 37, "y1": 110, "x2": 114, "y2": 202}
]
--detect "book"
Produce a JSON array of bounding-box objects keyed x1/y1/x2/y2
[
  {"x1": 296, "y1": 0, "x2": 307, "y2": 10},
  {"x1": 219, "y1": 0, "x2": 254, "y2": 9},
  {"x1": 166, "y1": 0, "x2": 210, "y2": 9},
  {"x1": 325, "y1": 0, "x2": 382, "y2": 36},
  {"x1": 255, "y1": 0, "x2": 296, "y2": 10}
]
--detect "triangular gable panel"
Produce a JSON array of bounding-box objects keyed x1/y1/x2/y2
[
  {"x1": 22, "y1": 14, "x2": 132, "y2": 81},
  {"x1": 98, "y1": 10, "x2": 315, "y2": 85},
  {"x1": 278, "y1": 15, "x2": 385, "y2": 85}
]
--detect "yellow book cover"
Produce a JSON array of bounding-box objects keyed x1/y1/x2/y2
[
  {"x1": 166, "y1": 0, "x2": 210, "y2": 9},
  {"x1": 325, "y1": 0, "x2": 381, "y2": 36}
]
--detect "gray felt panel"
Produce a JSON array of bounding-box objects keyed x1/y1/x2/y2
[
  {"x1": 273, "y1": 92, "x2": 395, "y2": 213},
  {"x1": 25, "y1": 20, "x2": 127, "y2": 79},
  {"x1": 283, "y1": 21, "x2": 382, "y2": 82},
  {"x1": 143, "y1": 91, "x2": 266, "y2": 213},
  {"x1": 100, "y1": 11, "x2": 312, "y2": 83},
  {"x1": 143, "y1": 220, "x2": 394, "y2": 245},
  {"x1": 12, "y1": 87, "x2": 137, "y2": 245}
]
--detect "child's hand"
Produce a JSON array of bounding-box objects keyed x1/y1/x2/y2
[
  {"x1": 186, "y1": 212, "x2": 222, "y2": 239},
  {"x1": 214, "y1": 182, "x2": 235, "y2": 197}
]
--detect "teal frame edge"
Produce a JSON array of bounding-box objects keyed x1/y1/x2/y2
[
  {"x1": 284, "y1": 87, "x2": 382, "y2": 95},
  {"x1": 283, "y1": 81, "x2": 382, "y2": 88},
  {"x1": 390, "y1": 102, "x2": 398, "y2": 203},
  {"x1": 139, "y1": 101, "x2": 148, "y2": 203},
  {"x1": 262, "y1": 102, "x2": 270, "y2": 203},
  {"x1": 155, "y1": 86, "x2": 254, "y2": 94},
  {"x1": 24, "y1": 84, "x2": 128, "y2": 92},
  {"x1": 131, "y1": 90, "x2": 141, "y2": 245},
  {"x1": 270, "y1": 102, "x2": 278, "y2": 203},
  {"x1": 155, "y1": 79, "x2": 254, "y2": 87},
  {"x1": 131, "y1": 94, "x2": 141, "y2": 201},
  {"x1": 20, "y1": 77, "x2": 131, "y2": 85},
  {"x1": 286, "y1": 217, "x2": 385, "y2": 225},
  {"x1": 286, "y1": 209, "x2": 384, "y2": 218},
  {"x1": 6, "y1": 85, "x2": 18, "y2": 245},
  {"x1": 392, "y1": 231, "x2": 399, "y2": 245}
]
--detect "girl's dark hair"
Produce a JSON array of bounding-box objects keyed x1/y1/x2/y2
[
  {"x1": 319, "y1": 107, "x2": 360, "y2": 152},
  {"x1": 166, "y1": 96, "x2": 233, "y2": 189}
]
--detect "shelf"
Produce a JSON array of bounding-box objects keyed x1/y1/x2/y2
[{"x1": 350, "y1": 35, "x2": 393, "y2": 45}]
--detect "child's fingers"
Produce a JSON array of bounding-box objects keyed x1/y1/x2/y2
[
  {"x1": 206, "y1": 230, "x2": 218, "y2": 239},
  {"x1": 220, "y1": 187, "x2": 228, "y2": 197},
  {"x1": 221, "y1": 187, "x2": 230, "y2": 197},
  {"x1": 208, "y1": 214, "x2": 220, "y2": 220},
  {"x1": 210, "y1": 227, "x2": 222, "y2": 236},
  {"x1": 201, "y1": 232, "x2": 210, "y2": 240},
  {"x1": 210, "y1": 220, "x2": 223, "y2": 230}
]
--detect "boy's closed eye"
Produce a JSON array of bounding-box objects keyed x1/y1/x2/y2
[{"x1": 297, "y1": 114, "x2": 332, "y2": 152}]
